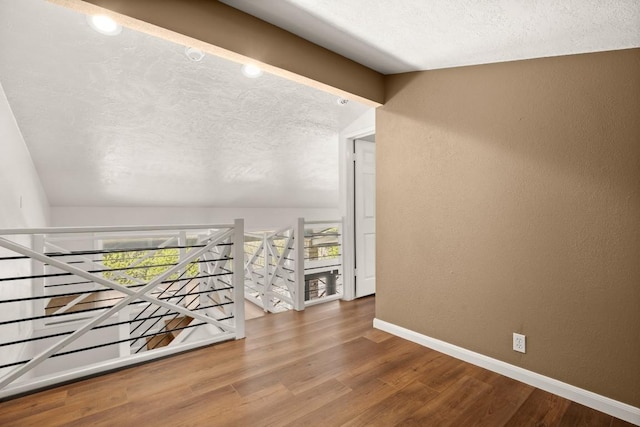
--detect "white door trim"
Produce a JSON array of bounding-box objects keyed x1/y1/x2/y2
[
  {"x1": 354, "y1": 139, "x2": 376, "y2": 297},
  {"x1": 339, "y1": 125, "x2": 375, "y2": 301}
]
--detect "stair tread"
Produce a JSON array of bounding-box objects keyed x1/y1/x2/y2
[
  {"x1": 146, "y1": 316, "x2": 194, "y2": 350},
  {"x1": 45, "y1": 291, "x2": 124, "y2": 315},
  {"x1": 165, "y1": 316, "x2": 193, "y2": 337},
  {"x1": 146, "y1": 332, "x2": 173, "y2": 349}
]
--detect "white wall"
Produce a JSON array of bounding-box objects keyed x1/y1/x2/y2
[
  {"x1": 51, "y1": 207, "x2": 339, "y2": 231},
  {"x1": 0, "y1": 82, "x2": 50, "y2": 378},
  {"x1": 0, "y1": 82, "x2": 49, "y2": 229}
]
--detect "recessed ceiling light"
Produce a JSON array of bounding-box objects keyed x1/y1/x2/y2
[
  {"x1": 185, "y1": 47, "x2": 205, "y2": 62},
  {"x1": 87, "y1": 14, "x2": 122, "y2": 36},
  {"x1": 337, "y1": 98, "x2": 349, "y2": 106},
  {"x1": 241, "y1": 64, "x2": 263, "y2": 78}
]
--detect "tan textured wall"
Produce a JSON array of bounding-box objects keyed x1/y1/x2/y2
[
  {"x1": 377, "y1": 48, "x2": 640, "y2": 406},
  {"x1": 50, "y1": 0, "x2": 384, "y2": 106}
]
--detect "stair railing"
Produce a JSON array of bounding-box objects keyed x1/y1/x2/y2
[
  {"x1": 0, "y1": 219, "x2": 244, "y2": 399},
  {"x1": 302, "y1": 219, "x2": 343, "y2": 306},
  {"x1": 243, "y1": 224, "x2": 302, "y2": 312},
  {"x1": 243, "y1": 218, "x2": 343, "y2": 313}
]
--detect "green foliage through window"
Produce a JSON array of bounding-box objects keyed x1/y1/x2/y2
[
  {"x1": 102, "y1": 247, "x2": 200, "y2": 285},
  {"x1": 305, "y1": 227, "x2": 340, "y2": 261}
]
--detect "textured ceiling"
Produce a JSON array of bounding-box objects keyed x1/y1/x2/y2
[
  {"x1": 0, "y1": 0, "x2": 370, "y2": 208},
  {"x1": 4, "y1": 0, "x2": 637, "y2": 209},
  {"x1": 222, "y1": 0, "x2": 640, "y2": 74}
]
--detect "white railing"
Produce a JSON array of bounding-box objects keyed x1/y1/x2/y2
[
  {"x1": 244, "y1": 218, "x2": 342, "y2": 313},
  {"x1": 302, "y1": 220, "x2": 343, "y2": 306},
  {"x1": 244, "y1": 222, "x2": 303, "y2": 312},
  {"x1": 0, "y1": 220, "x2": 244, "y2": 398}
]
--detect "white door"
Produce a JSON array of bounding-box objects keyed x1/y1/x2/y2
[{"x1": 354, "y1": 139, "x2": 376, "y2": 297}]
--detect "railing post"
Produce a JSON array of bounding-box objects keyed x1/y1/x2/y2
[
  {"x1": 178, "y1": 231, "x2": 187, "y2": 303},
  {"x1": 338, "y1": 217, "x2": 344, "y2": 296},
  {"x1": 233, "y1": 219, "x2": 245, "y2": 339},
  {"x1": 263, "y1": 233, "x2": 271, "y2": 312},
  {"x1": 294, "y1": 218, "x2": 306, "y2": 311}
]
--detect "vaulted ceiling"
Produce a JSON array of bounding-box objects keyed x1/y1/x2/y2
[
  {"x1": 1, "y1": 0, "x2": 638, "y2": 208},
  {"x1": 0, "y1": 0, "x2": 370, "y2": 208}
]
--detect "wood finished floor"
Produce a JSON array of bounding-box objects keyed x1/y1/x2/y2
[{"x1": 0, "y1": 296, "x2": 634, "y2": 426}]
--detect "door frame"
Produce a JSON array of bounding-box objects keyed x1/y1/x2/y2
[{"x1": 340, "y1": 124, "x2": 375, "y2": 301}]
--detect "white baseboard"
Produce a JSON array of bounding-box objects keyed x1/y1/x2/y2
[{"x1": 373, "y1": 318, "x2": 640, "y2": 426}]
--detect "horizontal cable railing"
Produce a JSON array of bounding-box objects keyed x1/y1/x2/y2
[{"x1": 0, "y1": 220, "x2": 244, "y2": 399}]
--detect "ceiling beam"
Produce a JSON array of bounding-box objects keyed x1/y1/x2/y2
[{"x1": 48, "y1": 0, "x2": 384, "y2": 107}]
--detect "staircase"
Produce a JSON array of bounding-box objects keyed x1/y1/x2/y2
[
  {"x1": 145, "y1": 316, "x2": 193, "y2": 350},
  {"x1": 45, "y1": 290, "x2": 123, "y2": 316}
]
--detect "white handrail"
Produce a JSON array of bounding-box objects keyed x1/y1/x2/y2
[
  {"x1": 0, "y1": 223, "x2": 234, "y2": 236},
  {"x1": 303, "y1": 219, "x2": 342, "y2": 225}
]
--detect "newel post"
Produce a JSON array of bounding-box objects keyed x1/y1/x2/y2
[
  {"x1": 294, "y1": 218, "x2": 306, "y2": 311},
  {"x1": 233, "y1": 218, "x2": 245, "y2": 339}
]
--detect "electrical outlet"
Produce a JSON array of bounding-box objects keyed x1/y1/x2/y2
[{"x1": 513, "y1": 333, "x2": 526, "y2": 353}]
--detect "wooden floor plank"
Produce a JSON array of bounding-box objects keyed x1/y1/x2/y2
[
  {"x1": 343, "y1": 380, "x2": 439, "y2": 427},
  {"x1": 0, "y1": 388, "x2": 68, "y2": 427},
  {"x1": 279, "y1": 338, "x2": 379, "y2": 395},
  {"x1": 286, "y1": 377, "x2": 397, "y2": 427},
  {"x1": 611, "y1": 418, "x2": 639, "y2": 427},
  {"x1": 336, "y1": 336, "x2": 431, "y2": 389},
  {"x1": 449, "y1": 375, "x2": 534, "y2": 426},
  {"x1": 362, "y1": 327, "x2": 393, "y2": 343},
  {"x1": 504, "y1": 387, "x2": 571, "y2": 426},
  {"x1": 0, "y1": 296, "x2": 625, "y2": 426},
  {"x1": 190, "y1": 382, "x2": 293, "y2": 427},
  {"x1": 559, "y1": 401, "x2": 616, "y2": 426},
  {"x1": 375, "y1": 342, "x2": 445, "y2": 389},
  {"x1": 4, "y1": 386, "x2": 128, "y2": 427},
  {"x1": 235, "y1": 379, "x2": 350, "y2": 427},
  {"x1": 415, "y1": 354, "x2": 472, "y2": 392},
  {"x1": 398, "y1": 375, "x2": 493, "y2": 426}
]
